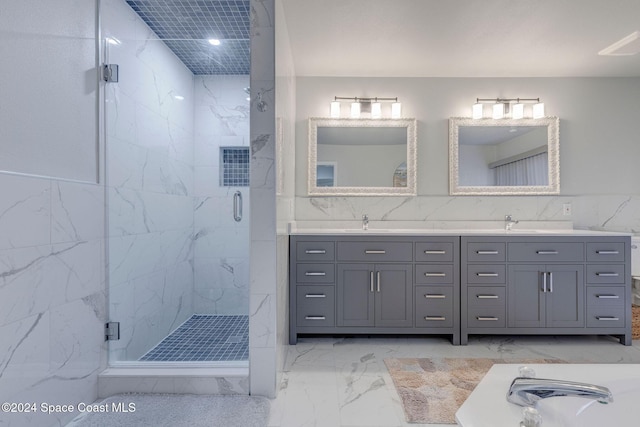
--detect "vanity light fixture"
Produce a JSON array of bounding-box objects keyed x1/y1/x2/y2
[
  {"x1": 330, "y1": 96, "x2": 401, "y2": 118},
  {"x1": 472, "y1": 98, "x2": 545, "y2": 119}
]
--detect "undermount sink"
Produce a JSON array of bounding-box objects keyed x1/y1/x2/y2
[{"x1": 456, "y1": 364, "x2": 640, "y2": 427}]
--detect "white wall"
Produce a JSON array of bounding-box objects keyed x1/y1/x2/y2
[
  {"x1": 0, "y1": 2, "x2": 105, "y2": 426},
  {"x1": 294, "y1": 77, "x2": 640, "y2": 232},
  {"x1": 102, "y1": 0, "x2": 195, "y2": 361}
]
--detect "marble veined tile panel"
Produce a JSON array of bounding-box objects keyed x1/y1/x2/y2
[{"x1": 51, "y1": 181, "x2": 104, "y2": 244}]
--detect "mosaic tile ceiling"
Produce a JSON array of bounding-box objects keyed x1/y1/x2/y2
[{"x1": 126, "y1": 0, "x2": 250, "y2": 75}]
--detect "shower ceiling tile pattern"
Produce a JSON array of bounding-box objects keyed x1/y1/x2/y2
[{"x1": 126, "y1": 0, "x2": 250, "y2": 75}]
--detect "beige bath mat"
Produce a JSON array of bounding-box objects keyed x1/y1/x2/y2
[{"x1": 384, "y1": 357, "x2": 564, "y2": 424}]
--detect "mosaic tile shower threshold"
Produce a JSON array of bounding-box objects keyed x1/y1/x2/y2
[{"x1": 140, "y1": 315, "x2": 249, "y2": 362}]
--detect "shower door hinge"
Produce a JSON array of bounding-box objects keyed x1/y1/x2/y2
[
  {"x1": 102, "y1": 64, "x2": 119, "y2": 83},
  {"x1": 105, "y1": 322, "x2": 120, "y2": 341}
]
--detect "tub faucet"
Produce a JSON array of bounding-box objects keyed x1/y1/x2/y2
[
  {"x1": 507, "y1": 377, "x2": 613, "y2": 407},
  {"x1": 362, "y1": 214, "x2": 369, "y2": 230},
  {"x1": 505, "y1": 214, "x2": 519, "y2": 231}
]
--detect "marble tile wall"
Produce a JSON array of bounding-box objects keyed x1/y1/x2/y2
[
  {"x1": 103, "y1": 0, "x2": 196, "y2": 361},
  {"x1": 0, "y1": 176, "x2": 106, "y2": 427},
  {"x1": 193, "y1": 75, "x2": 251, "y2": 316},
  {"x1": 250, "y1": 0, "x2": 279, "y2": 398}
]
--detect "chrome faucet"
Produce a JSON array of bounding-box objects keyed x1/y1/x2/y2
[
  {"x1": 362, "y1": 214, "x2": 369, "y2": 230},
  {"x1": 505, "y1": 214, "x2": 519, "y2": 231},
  {"x1": 507, "y1": 377, "x2": 613, "y2": 407}
]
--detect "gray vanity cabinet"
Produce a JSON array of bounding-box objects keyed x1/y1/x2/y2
[
  {"x1": 461, "y1": 235, "x2": 631, "y2": 345},
  {"x1": 289, "y1": 235, "x2": 460, "y2": 344}
]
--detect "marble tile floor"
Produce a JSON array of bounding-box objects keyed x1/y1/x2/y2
[{"x1": 268, "y1": 335, "x2": 640, "y2": 427}]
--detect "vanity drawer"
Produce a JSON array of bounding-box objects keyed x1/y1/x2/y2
[
  {"x1": 586, "y1": 308, "x2": 625, "y2": 328},
  {"x1": 467, "y1": 286, "x2": 506, "y2": 308},
  {"x1": 586, "y1": 264, "x2": 626, "y2": 284},
  {"x1": 415, "y1": 264, "x2": 454, "y2": 284},
  {"x1": 586, "y1": 286, "x2": 625, "y2": 307},
  {"x1": 467, "y1": 243, "x2": 506, "y2": 262},
  {"x1": 296, "y1": 241, "x2": 335, "y2": 261},
  {"x1": 508, "y1": 242, "x2": 584, "y2": 262},
  {"x1": 415, "y1": 242, "x2": 454, "y2": 262},
  {"x1": 587, "y1": 242, "x2": 625, "y2": 262},
  {"x1": 467, "y1": 307, "x2": 506, "y2": 328},
  {"x1": 337, "y1": 241, "x2": 412, "y2": 262},
  {"x1": 296, "y1": 285, "x2": 335, "y2": 327},
  {"x1": 296, "y1": 264, "x2": 335, "y2": 283},
  {"x1": 467, "y1": 264, "x2": 506, "y2": 284},
  {"x1": 415, "y1": 286, "x2": 453, "y2": 328}
]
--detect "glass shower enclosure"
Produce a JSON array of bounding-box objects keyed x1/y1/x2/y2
[{"x1": 102, "y1": 0, "x2": 250, "y2": 365}]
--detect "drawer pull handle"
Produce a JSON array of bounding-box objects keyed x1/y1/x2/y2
[
  {"x1": 595, "y1": 316, "x2": 620, "y2": 321},
  {"x1": 476, "y1": 316, "x2": 499, "y2": 321},
  {"x1": 596, "y1": 272, "x2": 619, "y2": 277},
  {"x1": 424, "y1": 316, "x2": 446, "y2": 321},
  {"x1": 596, "y1": 250, "x2": 619, "y2": 255},
  {"x1": 424, "y1": 272, "x2": 446, "y2": 277},
  {"x1": 477, "y1": 294, "x2": 499, "y2": 299},
  {"x1": 425, "y1": 294, "x2": 446, "y2": 299},
  {"x1": 596, "y1": 295, "x2": 620, "y2": 299},
  {"x1": 476, "y1": 250, "x2": 499, "y2": 255},
  {"x1": 365, "y1": 250, "x2": 386, "y2": 254},
  {"x1": 305, "y1": 249, "x2": 326, "y2": 254},
  {"x1": 424, "y1": 250, "x2": 446, "y2": 254},
  {"x1": 477, "y1": 273, "x2": 499, "y2": 277},
  {"x1": 305, "y1": 272, "x2": 326, "y2": 276},
  {"x1": 305, "y1": 294, "x2": 326, "y2": 298},
  {"x1": 305, "y1": 316, "x2": 326, "y2": 320},
  {"x1": 536, "y1": 250, "x2": 558, "y2": 255}
]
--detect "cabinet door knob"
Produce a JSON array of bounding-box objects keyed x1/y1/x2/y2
[
  {"x1": 424, "y1": 250, "x2": 446, "y2": 254},
  {"x1": 365, "y1": 250, "x2": 386, "y2": 254},
  {"x1": 424, "y1": 272, "x2": 446, "y2": 277},
  {"x1": 305, "y1": 294, "x2": 326, "y2": 298},
  {"x1": 536, "y1": 250, "x2": 558, "y2": 255},
  {"x1": 596, "y1": 250, "x2": 619, "y2": 255},
  {"x1": 476, "y1": 250, "x2": 499, "y2": 255},
  {"x1": 305, "y1": 249, "x2": 326, "y2": 254},
  {"x1": 305, "y1": 272, "x2": 326, "y2": 276},
  {"x1": 476, "y1": 294, "x2": 499, "y2": 299},
  {"x1": 424, "y1": 316, "x2": 446, "y2": 321},
  {"x1": 596, "y1": 294, "x2": 620, "y2": 299},
  {"x1": 595, "y1": 316, "x2": 620, "y2": 321},
  {"x1": 476, "y1": 273, "x2": 499, "y2": 277},
  {"x1": 476, "y1": 316, "x2": 499, "y2": 321},
  {"x1": 424, "y1": 294, "x2": 446, "y2": 299},
  {"x1": 595, "y1": 272, "x2": 619, "y2": 277},
  {"x1": 305, "y1": 316, "x2": 326, "y2": 320}
]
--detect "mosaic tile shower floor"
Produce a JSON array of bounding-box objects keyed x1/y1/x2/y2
[{"x1": 140, "y1": 315, "x2": 248, "y2": 362}]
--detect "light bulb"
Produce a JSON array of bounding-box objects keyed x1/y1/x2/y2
[
  {"x1": 391, "y1": 102, "x2": 402, "y2": 118},
  {"x1": 472, "y1": 103, "x2": 483, "y2": 119},
  {"x1": 492, "y1": 103, "x2": 505, "y2": 119},
  {"x1": 350, "y1": 102, "x2": 361, "y2": 118},
  {"x1": 371, "y1": 102, "x2": 382, "y2": 118},
  {"x1": 330, "y1": 101, "x2": 341, "y2": 118},
  {"x1": 533, "y1": 102, "x2": 545, "y2": 119},
  {"x1": 208, "y1": 39, "x2": 221, "y2": 46},
  {"x1": 512, "y1": 103, "x2": 524, "y2": 119}
]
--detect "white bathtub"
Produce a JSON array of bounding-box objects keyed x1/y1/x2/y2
[{"x1": 456, "y1": 364, "x2": 640, "y2": 427}]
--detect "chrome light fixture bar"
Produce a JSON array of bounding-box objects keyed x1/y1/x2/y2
[
  {"x1": 472, "y1": 97, "x2": 545, "y2": 119},
  {"x1": 330, "y1": 96, "x2": 401, "y2": 119}
]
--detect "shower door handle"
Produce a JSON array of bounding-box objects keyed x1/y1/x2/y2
[{"x1": 233, "y1": 191, "x2": 242, "y2": 222}]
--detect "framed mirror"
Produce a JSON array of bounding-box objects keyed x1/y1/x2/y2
[
  {"x1": 449, "y1": 116, "x2": 559, "y2": 195},
  {"x1": 308, "y1": 118, "x2": 417, "y2": 196}
]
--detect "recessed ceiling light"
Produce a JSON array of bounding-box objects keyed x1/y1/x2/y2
[
  {"x1": 208, "y1": 39, "x2": 221, "y2": 46},
  {"x1": 599, "y1": 31, "x2": 640, "y2": 56}
]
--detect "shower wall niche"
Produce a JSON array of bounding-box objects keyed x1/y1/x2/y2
[{"x1": 103, "y1": 0, "x2": 249, "y2": 362}]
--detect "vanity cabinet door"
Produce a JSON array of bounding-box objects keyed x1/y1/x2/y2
[
  {"x1": 336, "y1": 263, "x2": 412, "y2": 328},
  {"x1": 508, "y1": 264, "x2": 584, "y2": 328}
]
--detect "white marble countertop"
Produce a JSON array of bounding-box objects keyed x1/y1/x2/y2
[{"x1": 288, "y1": 221, "x2": 632, "y2": 237}]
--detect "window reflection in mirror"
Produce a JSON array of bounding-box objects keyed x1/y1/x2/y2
[
  {"x1": 308, "y1": 118, "x2": 417, "y2": 196},
  {"x1": 449, "y1": 117, "x2": 559, "y2": 195}
]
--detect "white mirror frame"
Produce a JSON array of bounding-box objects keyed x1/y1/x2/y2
[
  {"x1": 308, "y1": 117, "x2": 417, "y2": 196},
  {"x1": 449, "y1": 116, "x2": 560, "y2": 196}
]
